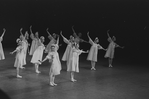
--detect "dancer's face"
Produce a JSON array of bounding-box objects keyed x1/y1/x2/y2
[
  {"x1": 40, "y1": 37, "x2": 45, "y2": 43},
  {"x1": 51, "y1": 46, "x2": 55, "y2": 52},
  {"x1": 35, "y1": 32, "x2": 39, "y2": 38},
  {"x1": 78, "y1": 33, "x2": 82, "y2": 37},
  {"x1": 94, "y1": 38, "x2": 99, "y2": 43},
  {"x1": 53, "y1": 33, "x2": 57, "y2": 39}
]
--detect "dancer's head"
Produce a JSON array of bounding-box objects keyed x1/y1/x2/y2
[
  {"x1": 52, "y1": 33, "x2": 57, "y2": 39},
  {"x1": 16, "y1": 38, "x2": 22, "y2": 45},
  {"x1": 35, "y1": 32, "x2": 39, "y2": 38},
  {"x1": 70, "y1": 35, "x2": 74, "y2": 42},
  {"x1": 40, "y1": 36, "x2": 45, "y2": 43},
  {"x1": 78, "y1": 32, "x2": 82, "y2": 38},
  {"x1": 112, "y1": 36, "x2": 116, "y2": 41},
  {"x1": 94, "y1": 37, "x2": 99, "y2": 43},
  {"x1": 51, "y1": 44, "x2": 56, "y2": 52}
]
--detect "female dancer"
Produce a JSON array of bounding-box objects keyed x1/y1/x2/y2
[
  {"x1": 45, "y1": 28, "x2": 57, "y2": 53},
  {"x1": 31, "y1": 36, "x2": 45, "y2": 73},
  {"x1": 10, "y1": 39, "x2": 24, "y2": 78},
  {"x1": 29, "y1": 26, "x2": 40, "y2": 55},
  {"x1": 20, "y1": 28, "x2": 29, "y2": 68},
  {"x1": 87, "y1": 32, "x2": 106, "y2": 70},
  {"x1": 60, "y1": 32, "x2": 74, "y2": 67},
  {"x1": 0, "y1": 28, "x2": 6, "y2": 60},
  {"x1": 72, "y1": 26, "x2": 88, "y2": 45},
  {"x1": 105, "y1": 30, "x2": 124, "y2": 67},
  {"x1": 67, "y1": 42, "x2": 88, "y2": 82},
  {"x1": 42, "y1": 35, "x2": 61, "y2": 86}
]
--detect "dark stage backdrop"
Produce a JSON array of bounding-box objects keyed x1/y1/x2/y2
[{"x1": 0, "y1": 0, "x2": 148, "y2": 64}]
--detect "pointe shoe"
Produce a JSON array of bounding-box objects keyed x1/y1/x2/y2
[
  {"x1": 109, "y1": 65, "x2": 113, "y2": 67},
  {"x1": 36, "y1": 71, "x2": 41, "y2": 74},
  {"x1": 17, "y1": 75, "x2": 22, "y2": 78},
  {"x1": 53, "y1": 83, "x2": 57, "y2": 86},
  {"x1": 49, "y1": 82, "x2": 54, "y2": 86},
  {"x1": 71, "y1": 79, "x2": 77, "y2": 82},
  {"x1": 91, "y1": 67, "x2": 96, "y2": 70},
  {"x1": 20, "y1": 66, "x2": 25, "y2": 69}
]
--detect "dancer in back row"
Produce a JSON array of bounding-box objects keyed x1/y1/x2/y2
[
  {"x1": 60, "y1": 32, "x2": 74, "y2": 68},
  {"x1": 31, "y1": 36, "x2": 45, "y2": 73},
  {"x1": 45, "y1": 28, "x2": 57, "y2": 53},
  {"x1": 29, "y1": 26, "x2": 40, "y2": 55},
  {"x1": 0, "y1": 28, "x2": 6, "y2": 60},
  {"x1": 104, "y1": 30, "x2": 124, "y2": 67},
  {"x1": 87, "y1": 32, "x2": 106, "y2": 70}
]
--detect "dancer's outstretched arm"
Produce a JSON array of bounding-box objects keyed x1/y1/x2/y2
[
  {"x1": 87, "y1": 32, "x2": 94, "y2": 45},
  {"x1": 72, "y1": 26, "x2": 77, "y2": 38},
  {"x1": 60, "y1": 31, "x2": 69, "y2": 44},
  {"x1": 1, "y1": 28, "x2": 6, "y2": 38},
  {"x1": 46, "y1": 28, "x2": 53, "y2": 37}
]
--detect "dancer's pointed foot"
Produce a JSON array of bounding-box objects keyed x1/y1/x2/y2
[
  {"x1": 17, "y1": 75, "x2": 22, "y2": 78},
  {"x1": 91, "y1": 67, "x2": 96, "y2": 70},
  {"x1": 20, "y1": 66, "x2": 25, "y2": 69},
  {"x1": 36, "y1": 70, "x2": 41, "y2": 74},
  {"x1": 49, "y1": 82, "x2": 54, "y2": 86},
  {"x1": 53, "y1": 82, "x2": 57, "y2": 86},
  {"x1": 109, "y1": 64, "x2": 113, "y2": 67},
  {"x1": 71, "y1": 79, "x2": 77, "y2": 82}
]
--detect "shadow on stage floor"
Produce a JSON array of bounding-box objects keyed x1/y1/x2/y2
[{"x1": 0, "y1": 50, "x2": 149, "y2": 99}]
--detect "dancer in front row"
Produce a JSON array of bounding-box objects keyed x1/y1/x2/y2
[
  {"x1": 87, "y1": 32, "x2": 106, "y2": 70},
  {"x1": 0, "y1": 28, "x2": 6, "y2": 60},
  {"x1": 42, "y1": 35, "x2": 61, "y2": 86},
  {"x1": 67, "y1": 43, "x2": 88, "y2": 82},
  {"x1": 10, "y1": 39, "x2": 24, "y2": 78},
  {"x1": 104, "y1": 30, "x2": 124, "y2": 67},
  {"x1": 31, "y1": 36, "x2": 45, "y2": 73}
]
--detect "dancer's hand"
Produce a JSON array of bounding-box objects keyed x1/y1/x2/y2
[{"x1": 10, "y1": 52, "x2": 13, "y2": 54}]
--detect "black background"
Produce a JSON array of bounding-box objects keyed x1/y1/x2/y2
[{"x1": 0, "y1": 0, "x2": 148, "y2": 65}]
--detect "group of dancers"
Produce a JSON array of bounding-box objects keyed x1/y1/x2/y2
[{"x1": 0, "y1": 26, "x2": 124, "y2": 86}]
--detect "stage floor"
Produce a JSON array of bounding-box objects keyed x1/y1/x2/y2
[{"x1": 0, "y1": 50, "x2": 149, "y2": 99}]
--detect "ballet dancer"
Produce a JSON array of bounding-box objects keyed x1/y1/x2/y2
[
  {"x1": 87, "y1": 32, "x2": 106, "y2": 70},
  {"x1": 45, "y1": 28, "x2": 57, "y2": 53},
  {"x1": 0, "y1": 28, "x2": 6, "y2": 60},
  {"x1": 42, "y1": 35, "x2": 61, "y2": 86},
  {"x1": 60, "y1": 32, "x2": 75, "y2": 67},
  {"x1": 104, "y1": 30, "x2": 124, "y2": 67},
  {"x1": 72, "y1": 26, "x2": 88, "y2": 45},
  {"x1": 67, "y1": 42, "x2": 88, "y2": 82},
  {"x1": 31, "y1": 36, "x2": 45, "y2": 73},
  {"x1": 29, "y1": 26, "x2": 40, "y2": 55},
  {"x1": 10, "y1": 39, "x2": 24, "y2": 78}
]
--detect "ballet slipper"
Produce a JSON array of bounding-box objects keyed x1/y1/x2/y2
[
  {"x1": 71, "y1": 79, "x2": 77, "y2": 82},
  {"x1": 49, "y1": 82, "x2": 54, "y2": 86},
  {"x1": 53, "y1": 82, "x2": 57, "y2": 86},
  {"x1": 36, "y1": 70, "x2": 41, "y2": 73},
  {"x1": 17, "y1": 75, "x2": 22, "y2": 78},
  {"x1": 20, "y1": 66, "x2": 25, "y2": 69}
]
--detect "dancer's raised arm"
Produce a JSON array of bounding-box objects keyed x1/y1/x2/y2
[
  {"x1": 1, "y1": 28, "x2": 6, "y2": 38},
  {"x1": 87, "y1": 32, "x2": 94, "y2": 45},
  {"x1": 60, "y1": 31, "x2": 69, "y2": 44},
  {"x1": 20, "y1": 28, "x2": 23, "y2": 36},
  {"x1": 30, "y1": 25, "x2": 33, "y2": 34},
  {"x1": 72, "y1": 26, "x2": 77, "y2": 38},
  {"x1": 46, "y1": 28, "x2": 52, "y2": 37}
]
